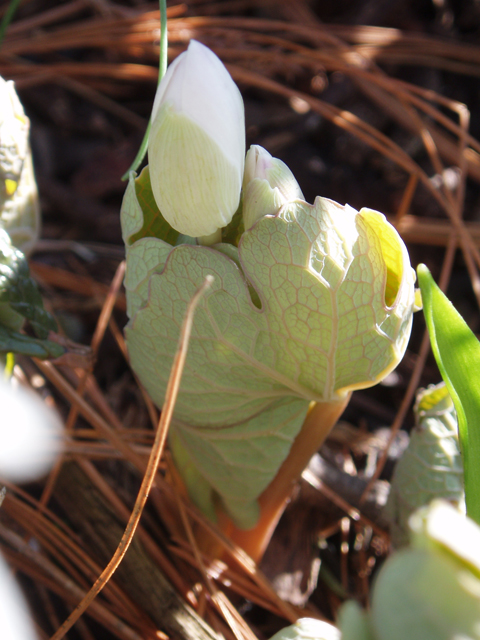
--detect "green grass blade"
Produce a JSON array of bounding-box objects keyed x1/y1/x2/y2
[
  {"x1": 0, "y1": 0, "x2": 21, "y2": 50},
  {"x1": 417, "y1": 263, "x2": 480, "y2": 524},
  {"x1": 122, "y1": 0, "x2": 168, "y2": 180}
]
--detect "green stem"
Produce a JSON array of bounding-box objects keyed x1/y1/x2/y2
[
  {"x1": 0, "y1": 0, "x2": 21, "y2": 50},
  {"x1": 159, "y1": 0, "x2": 168, "y2": 79},
  {"x1": 121, "y1": 0, "x2": 168, "y2": 180}
]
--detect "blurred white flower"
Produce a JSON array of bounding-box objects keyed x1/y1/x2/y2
[
  {"x1": 0, "y1": 379, "x2": 62, "y2": 482},
  {"x1": 268, "y1": 617, "x2": 340, "y2": 640},
  {"x1": 148, "y1": 40, "x2": 245, "y2": 237},
  {"x1": 0, "y1": 555, "x2": 38, "y2": 640},
  {"x1": 0, "y1": 378, "x2": 62, "y2": 640},
  {"x1": 0, "y1": 78, "x2": 29, "y2": 189}
]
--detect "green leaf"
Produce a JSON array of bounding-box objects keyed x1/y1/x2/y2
[
  {"x1": 0, "y1": 323, "x2": 63, "y2": 358},
  {"x1": 0, "y1": 230, "x2": 57, "y2": 339},
  {"x1": 417, "y1": 263, "x2": 480, "y2": 524},
  {"x1": 122, "y1": 174, "x2": 416, "y2": 528}
]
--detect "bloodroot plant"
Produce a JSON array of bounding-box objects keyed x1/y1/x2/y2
[{"x1": 121, "y1": 39, "x2": 417, "y2": 561}]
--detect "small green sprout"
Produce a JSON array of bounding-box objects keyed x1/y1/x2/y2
[{"x1": 385, "y1": 382, "x2": 464, "y2": 548}]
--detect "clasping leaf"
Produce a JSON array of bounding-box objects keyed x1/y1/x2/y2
[{"x1": 122, "y1": 169, "x2": 416, "y2": 528}]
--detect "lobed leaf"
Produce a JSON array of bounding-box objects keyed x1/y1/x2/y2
[{"x1": 122, "y1": 172, "x2": 415, "y2": 527}]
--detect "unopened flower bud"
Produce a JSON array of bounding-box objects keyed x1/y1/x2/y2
[
  {"x1": 148, "y1": 40, "x2": 245, "y2": 237},
  {"x1": 242, "y1": 145, "x2": 304, "y2": 229}
]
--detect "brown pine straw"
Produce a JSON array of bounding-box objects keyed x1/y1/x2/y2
[
  {"x1": 30, "y1": 262, "x2": 127, "y2": 311},
  {"x1": 168, "y1": 541, "x2": 295, "y2": 617},
  {"x1": 175, "y1": 486, "x2": 259, "y2": 640},
  {"x1": 0, "y1": 498, "x2": 156, "y2": 640},
  {"x1": 48, "y1": 275, "x2": 213, "y2": 640},
  {"x1": 3, "y1": 9, "x2": 479, "y2": 287},
  {"x1": 302, "y1": 469, "x2": 386, "y2": 540},
  {"x1": 39, "y1": 260, "x2": 126, "y2": 507},
  {"x1": 0, "y1": 510, "x2": 146, "y2": 626},
  {"x1": 0, "y1": 2, "x2": 479, "y2": 637}
]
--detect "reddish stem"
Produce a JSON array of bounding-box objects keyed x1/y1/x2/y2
[{"x1": 204, "y1": 395, "x2": 351, "y2": 564}]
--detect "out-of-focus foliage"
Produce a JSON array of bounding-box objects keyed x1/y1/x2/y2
[
  {"x1": 0, "y1": 77, "x2": 40, "y2": 255},
  {"x1": 385, "y1": 382, "x2": 464, "y2": 547},
  {"x1": 272, "y1": 501, "x2": 480, "y2": 640},
  {"x1": 0, "y1": 229, "x2": 62, "y2": 358}
]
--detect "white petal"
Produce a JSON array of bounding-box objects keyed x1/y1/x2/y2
[
  {"x1": 0, "y1": 380, "x2": 62, "y2": 483},
  {"x1": 152, "y1": 40, "x2": 245, "y2": 174},
  {"x1": 268, "y1": 618, "x2": 340, "y2": 640},
  {"x1": 149, "y1": 40, "x2": 245, "y2": 236},
  {"x1": 149, "y1": 108, "x2": 241, "y2": 236},
  {"x1": 151, "y1": 50, "x2": 187, "y2": 123},
  {"x1": 0, "y1": 555, "x2": 38, "y2": 640}
]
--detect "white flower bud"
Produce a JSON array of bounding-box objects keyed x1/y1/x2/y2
[
  {"x1": 242, "y1": 145, "x2": 304, "y2": 229},
  {"x1": 148, "y1": 40, "x2": 245, "y2": 237}
]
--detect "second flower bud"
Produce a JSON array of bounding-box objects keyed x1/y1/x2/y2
[{"x1": 242, "y1": 144, "x2": 304, "y2": 230}]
